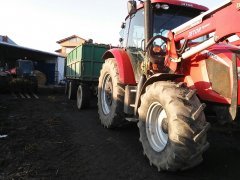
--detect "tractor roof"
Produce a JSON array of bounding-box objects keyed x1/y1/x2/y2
[{"x1": 137, "y1": 0, "x2": 208, "y2": 11}]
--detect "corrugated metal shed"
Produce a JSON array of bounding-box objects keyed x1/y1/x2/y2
[
  {"x1": 0, "y1": 40, "x2": 65, "y2": 84},
  {"x1": 0, "y1": 41, "x2": 62, "y2": 61}
]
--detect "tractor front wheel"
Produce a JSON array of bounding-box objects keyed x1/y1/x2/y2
[{"x1": 138, "y1": 81, "x2": 210, "y2": 171}]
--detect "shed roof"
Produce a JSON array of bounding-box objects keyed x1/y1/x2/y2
[
  {"x1": 0, "y1": 42, "x2": 64, "y2": 61},
  {"x1": 56, "y1": 35, "x2": 86, "y2": 44},
  {"x1": 0, "y1": 35, "x2": 17, "y2": 45}
]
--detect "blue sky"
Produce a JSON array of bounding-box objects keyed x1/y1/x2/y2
[{"x1": 0, "y1": 0, "x2": 224, "y2": 53}]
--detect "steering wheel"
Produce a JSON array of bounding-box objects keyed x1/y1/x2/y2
[{"x1": 145, "y1": 35, "x2": 168, "y2": 57}]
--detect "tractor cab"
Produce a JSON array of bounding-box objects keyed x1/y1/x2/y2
[
  {"x1": 121, "y1": 0, "x2": 208, "y2": 80},
  {"x1": 15, "y1": 59, "x2": 34, "y2": 77}
]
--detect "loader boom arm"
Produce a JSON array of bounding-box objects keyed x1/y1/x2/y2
[{"x1": 168, "y1": 0, "x2": 240, "y2": 60}]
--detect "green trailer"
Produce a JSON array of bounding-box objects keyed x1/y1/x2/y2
[{"x1": 65, "y1": 43, "x2": 109, "y2": 109}]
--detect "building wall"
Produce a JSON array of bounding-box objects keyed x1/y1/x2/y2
[
  {"x1": 35, "y1": 61, "x2": 56, "y2": 85},
  {"x1": 60, "y1": 41, "x2": 83, "y2": 47},
  {"x1": 57, "y1": 57, "x2": 65, "y2": 83},
  {"x1": 33, "y1": 57, "x2": 66, "y2": 85},
  {"x1": 57, "y1": 37, "x2": 86, "y2": 56},
  {"x1": 59, "y1": 37, "x2": 85, "y2": 47},
  {"x1": 46, "y1": 58, "x2": 65, "y2": 84}
]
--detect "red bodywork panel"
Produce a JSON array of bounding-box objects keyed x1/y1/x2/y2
[
  {"x1": 103, "y1": 48, "x2": 136, "y2": 85},
  {"x1": 182, "y1": 43, "x2": 240, "y2": 105},
  {"x1": 162, "y1": 0, "x2": 240, "y2": 107},
  {"x1": 9, "y1": 68, "x2": 16, "y2": 75}
]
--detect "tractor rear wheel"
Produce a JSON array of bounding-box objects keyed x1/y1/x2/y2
[
  {"x1": 138, "y1": 81, "x2": 210, "y2": 171},
  {"x1": 77, "y1": 84, "x2": 90, "y2": 110},
  {"x1": 98, "y1": 58, "x2": 125, "y2": 128}
]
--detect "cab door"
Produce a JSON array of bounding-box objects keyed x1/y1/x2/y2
[{"x1": 122, "y1": 9, "x2": 145, "y2": 82}]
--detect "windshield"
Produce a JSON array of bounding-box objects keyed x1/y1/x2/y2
[
  {"x1": 153, "y1": 5, "x2": 206, "y2": 45},
  {"x1": 153, "y1": 5, "x2": 201, "y2": 37},
  {"x1": 19, "y1": 61, "x2": 33, "y2": 74}
]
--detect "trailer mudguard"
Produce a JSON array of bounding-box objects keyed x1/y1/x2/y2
[{"x1": 103, "y1": 48, "x2": 136, "y2": 85}]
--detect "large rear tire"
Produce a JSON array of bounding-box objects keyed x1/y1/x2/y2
[
  {"x1": 138, "y1": 81, "x2": 210, "y2": 171},
  {"x1": 77, "y1": 84, "x2": 90, "y2": 110},
  {"x1": 98, "y1": 58, "x2": 125, "y2": 128}
]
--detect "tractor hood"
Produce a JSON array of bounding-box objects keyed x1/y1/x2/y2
[{"x1": 184, "y1": 43, "x2": 240, "y2": 107}]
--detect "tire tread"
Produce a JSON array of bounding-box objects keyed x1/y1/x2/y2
[{"x1": 138, "y1": 81, "x2": 209, "y2": 171}]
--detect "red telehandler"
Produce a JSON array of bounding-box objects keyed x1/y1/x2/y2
[{"x1": 98, "y1": 0, "x2": 240, "y2": 171}]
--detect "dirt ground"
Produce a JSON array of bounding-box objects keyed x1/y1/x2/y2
[{"x1": 1, "y1": 88, "x2": 240, "y2": 180}]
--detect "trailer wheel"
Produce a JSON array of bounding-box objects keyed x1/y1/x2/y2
[
  {"x1": 138, "y1": 81, "x2": 210, "y2": 171},
  {"x1": 77, "y1": 84, "x2": 90, "y2": 110},
  {"x1": 65, "y1": 81, "x2": 69, "y2": 95},
  {"x1": 98, "y1": 58, "x2": 125, "y2": 128},
  {"x1": 68, "y1": 81, "x2": 77, "y2": 100}
]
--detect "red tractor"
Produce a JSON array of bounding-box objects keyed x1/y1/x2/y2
[
  {"x1": 0, "y1": 59, "x2": 38, "y2": 94},
  {"x1": 98, "y1": 0, "x2": 240, "y2": 171}
]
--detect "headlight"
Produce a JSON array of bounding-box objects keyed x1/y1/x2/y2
[
  {"x1": 155, "y1": 3, "x2": 169, "y2": 10},
  {"x1": 161, "y1": 4, "x2": 169, "y2": 10}
]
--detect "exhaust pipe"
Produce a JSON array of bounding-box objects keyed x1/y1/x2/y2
[{"x1": 144, "y1": 0, "x2": 153, "y2": 49}]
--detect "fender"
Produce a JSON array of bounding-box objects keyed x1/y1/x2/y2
[
  {"x1": 134, "y1": 73, "x2": 184, "y2": 115},
  {"x1": 103, "y1": 48, "x2": 136, "y2": 85}
]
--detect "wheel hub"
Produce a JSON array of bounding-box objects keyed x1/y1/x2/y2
[
  {"x1": 105, "y1": 80, "x2": 113, "y2": 106},
  {"x1": 146, "y1": 102, "x2": 168, "y2": 152},
  {"x1": 101, "y1": 74, "x2": 113, "y2": 115}
]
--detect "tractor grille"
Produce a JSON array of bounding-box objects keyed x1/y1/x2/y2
[{"x1": 206, "y1": 59, "x2": 231, "y2": 98}]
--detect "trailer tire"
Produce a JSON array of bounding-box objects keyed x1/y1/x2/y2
[
  {"x1": 98, "y1": 58, "x2": 125, "y2": 128},
  {"x1": 68, "y1": 81, "x2": 77, "y2": 100},
  {"x1": 65, "y1": 81, "x2": 69, "y2": 95},
  {"x1": 138, "y1": 81, "x2": 209, "y2": 171},
  {"x1": 77, "y1": 84, "x2": 90, "y2": 110}
]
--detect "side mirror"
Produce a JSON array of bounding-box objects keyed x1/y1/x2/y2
[
  {"x1": 127, "y1": 0, "x2": 137, "y2": 15},
  {"x1": 119, "y1": 38, "x2": 124, "y2": 43},
  {"x1": 121, "y1": 22, "x2": 126, "y2": 29}
]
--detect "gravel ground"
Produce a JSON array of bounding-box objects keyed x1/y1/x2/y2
[{"x1": 1, "y1": 89, "x2": 240, "y2": 180}]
